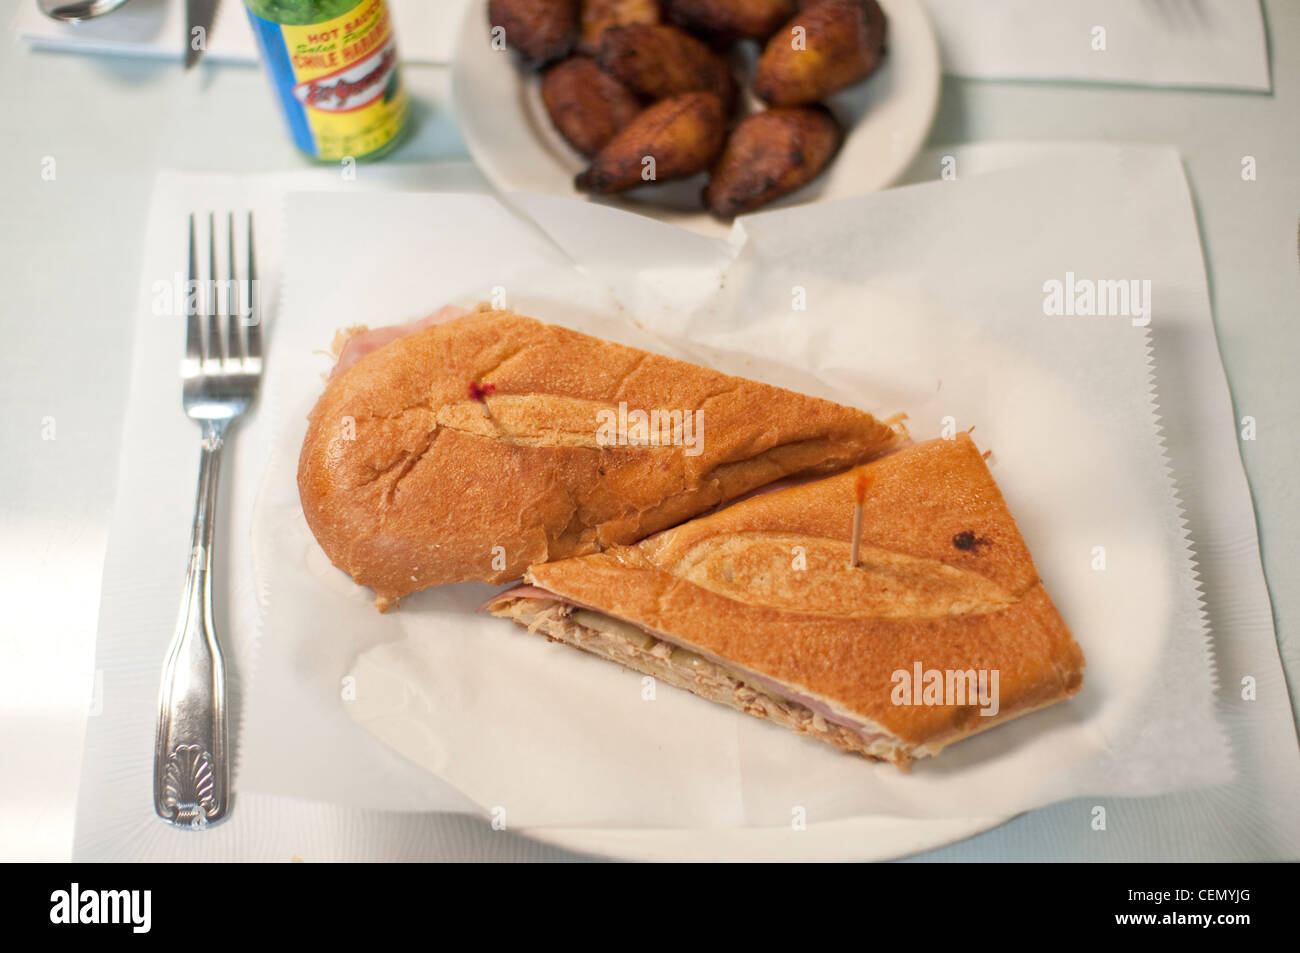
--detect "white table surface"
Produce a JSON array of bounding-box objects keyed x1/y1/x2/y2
[{"x1": 1, "y1": 0, "x2": 1296, "y2": 862}]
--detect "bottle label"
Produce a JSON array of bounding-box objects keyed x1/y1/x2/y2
[{"x1": 246, "y1": 0, "x2": 408, "y2": 161}]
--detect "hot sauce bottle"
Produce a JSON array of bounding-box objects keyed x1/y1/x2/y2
[{"x1": 243, "y1": 0, "x2": 409, "y2": 161}]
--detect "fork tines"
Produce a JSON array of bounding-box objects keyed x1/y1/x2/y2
[{"x1": 186, "y1": 212, "x2": 261, "y2": 375}]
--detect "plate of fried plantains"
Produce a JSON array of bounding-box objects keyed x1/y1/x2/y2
[{"x1": 453, "y1": 0, "x2": 941, "y2": 233}]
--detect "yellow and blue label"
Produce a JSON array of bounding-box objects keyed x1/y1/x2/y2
[{"x1": 247, "y1": 0, "x2": 408, "y2": 161}]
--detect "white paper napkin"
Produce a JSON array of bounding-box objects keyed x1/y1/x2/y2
[
  {"x1": 234, "y1": 148, "x2": 1237, "y2": 829},
  {"x1": 924, "y1": 0, "x2": 1270, "y2": 90},
  {"x1": 16, "y1": 0, "x2": 1270, "y2": 91},
  {"x1": 11, "y1": 0, "x2": 464, "y2": 64}
]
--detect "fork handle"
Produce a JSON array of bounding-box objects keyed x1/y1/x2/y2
[{"x1": 154, "y1": 419, "x2": 231, "y2": 828}]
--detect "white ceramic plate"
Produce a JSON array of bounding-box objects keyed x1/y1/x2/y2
[
  {"x1": 257, "y1": 294, "x2": 1103, "y2": 864},
  {"x1": 524, "y1": 814, "x2": 1010, "y2": 862},
  {"x1": 451, "y1": 0, "x2": 941, "y2": 236}
]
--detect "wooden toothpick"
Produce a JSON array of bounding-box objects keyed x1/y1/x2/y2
[{"x1": 850, "y1": 471, "x2": 871, "y2": 568}]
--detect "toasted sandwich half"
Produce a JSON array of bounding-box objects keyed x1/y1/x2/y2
[
  {"x1": 487, "y1": 435, "x2": 1084, "y2": 768},
  {"x1": 299, "y1": 308, "x2": 906, "y2": 610}
]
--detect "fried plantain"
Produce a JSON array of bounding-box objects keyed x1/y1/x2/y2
[
  {"x1": 542, "y1": 56, "x2": 645, "y2": 156},
  {"x1": 578, "y1": 0, "x2": 662, "y2": 55},
  {"x1": 754, "y1": 0, "x2": 886, "y2": 106},
  {"x1": 704, "y1": 105, "x2": 841, "y2": 217},
  {"x1": 597, "y1": 23, "x2": 738, "y2": 111},
  {"x1": 489, "y1": 0, "x2": 581, "y2": 66},
  {"x1": 665, "y1": 0, "x2": 796, "y2": 40},
  {"x1": 575, "y1": 91, "x2": 726, "y2": 193}
]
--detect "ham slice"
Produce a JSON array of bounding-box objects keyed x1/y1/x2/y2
[
  {"x1": 480, "y1": 584, "x2": 612, "y2": 617},
  {"x1": 491, "y1": 596, "x2": 904, "y2": 761},
  {"x1": 479, "y1": 584, "x2": 561, "y2": 612},
  {"x1": 329, "y1": 304, "x2": 470, "y2": 378}
]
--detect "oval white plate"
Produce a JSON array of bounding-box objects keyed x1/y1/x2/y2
[
  {"x1": 451, "y1": 0, "x2": 941, "y2": 236},
  {"x1": 524, "y1": 814, "x2": 1009, "y2": 862}
]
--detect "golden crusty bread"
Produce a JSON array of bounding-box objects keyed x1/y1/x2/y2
[
  {"x1": 298, "y1": 309, "x2": 905, "y2": 610},
  {"x1": 518, "y1": 434, "x2": 1084, "y2": 756}
]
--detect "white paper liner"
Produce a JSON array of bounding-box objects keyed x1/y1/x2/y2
[{"x1": 242, "y1": 153, "x2": 1230, "y2": 827}]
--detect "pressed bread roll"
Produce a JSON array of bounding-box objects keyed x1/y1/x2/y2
[
  {"x1": 493, "y1": 435, "x2": 1084, "y2": 766},
  {"x1": 298, "y1": 309, "x2": 906, "y2": 609}
]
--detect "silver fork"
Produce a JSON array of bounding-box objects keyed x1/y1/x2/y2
[{"x1": 153, "y1": 212, "x2": 261, "y2": 829}]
